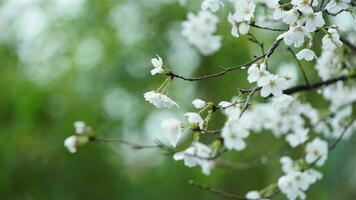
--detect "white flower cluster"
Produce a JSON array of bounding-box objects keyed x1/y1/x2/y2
[
  {"x1": 173, "y1": 142, "x2": 214, "y2": 175},
  {"x1": 243, "y1": 94, "x2": 319, "y2": 148},
  {"x1": 228, "y1": 0, "x2": 256, "y2": 37},
  {"x1": 277, "y1": 156, "x2": 323, "y2": 200},
  {"x1": 182, "y1": 10, "x2": 221, "y2": 55},
  {"x1": 248, "y1": 63, "x2": 289, "y2": 97},
  {"x1": 64, "y1": 121, "x2": 90, "y2": 153}
]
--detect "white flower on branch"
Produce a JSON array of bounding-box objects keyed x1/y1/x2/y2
[
  {"x1": 161, "y1": 118, "x2": 182, "y2": 147},
  {"x1": 63, "y1": 137, "x2": 86, "y2": 154},
  {"x1": 279, "y1": 25, "x2": 308, "y2": 48},
  {"x1": 247, "y1": 63, "x2": 269, "y2": 86},
  {"x1": 296, "y1": 48, "x2": 317, "y2": 61},
  {"x1": 305, "y1": 137, "x2": 328, "y2": 166},
  {"x1": 201, "y1": 0, "x2": 224, "y2": 12},
  {"x1": 260, "y1": 74, "x2": 288, "y2": 97},
  {"x1": 150, "y1": 55, "x2": 164, "y2": 75},
  {"x1": 64, "y1": 136, "x2": 78, "y2": 153},
  {"x1": 245, "y1": 191, "x2": 264, "y2": 200},
  {"x1": 282, "y1": 7, "x2": 300, "y2": 25},
  {"x1": 286, "y1": 128, "x2": 309, "y2": 147},
  {"x1": 185, "y1": 112, "x2": 204, "y2": 130},
  {"x1": 182, "y1": 10, "x2": 221, "y2": 55},
  {"x1": 304, "y1": 12, "x2": 325, "y2": 32},
  {"x1": 325, "y1": 0, "x2": 351, "y2": 14},
  {"x1": 291, "y1": 0, "x2": 315, "y2": 14},
  {"x1": 278, "y1": 157, "x2": 323, "y2": 200},
  {"x1": 227, "y1": 0, "x2": 255, "y2": 37},
  {"x1": 144, "y1": 91, "x2": 179, "y2": 109},
  {"x1": 173, "y1": 142, "x2": 214, "y2": 175},
  {"x1": 322, "y1": 28, "x2": 343, "y2": 50},
  {"x1": 222, "y1": 117, "x2": 250, "y2": 151},
  {"x1": 192, "y1": 99, "x2": 206, "y2": 109},
  {"x1": 74, "y1": 121, "x2": 86, "y2": 134}
]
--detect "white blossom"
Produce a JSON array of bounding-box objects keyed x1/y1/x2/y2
[
  {"x1": 279, "y1": 25, "x2": 308, "y2": 48},
  {"x1": 305, "y1": 12, "x2": 325, "y2": 32},
  {"x1": 291, "y1": 0, "x2": 315, "y2": 14},
  {"x1": 286, "y1": 128, "x2": 309, "y2": 147},
  {"x1": 305, "y1": 137, "x2": 328, "y2": 166},
  {"x1": 192, "y1": 99, "x2": 206, "y2": 109},
  {"x1": 260, "y1": 74, "x2": 288, "y2": 97},
  {"x1": 322, "y1": 28, "x2": 343, "y2": 50},
  {"x1": 74, "y1": 121, "x2": 86, "y2": 134},
  {"x1": 201, "y1": 0, "x2": 224, "y2": 12},
  {"x1": 161, "y1": 118, "x2": 182, "y2": 147},
  {"x1": 64, "y1": 136, "x2": 78, "y2": 153},
  {"x1": 325, "y1": 0, "x2": 351, "y2": 14},
  {"x1": 222, "y1": 117, "x2": 250, "y2": 151},
  {"x1": 173, "y1": 142, "x2": 214, "y2": 175},
  {"x1": 144, "y1": 91, "x2": 179, "y2": 109},
  {"x1": 296, "y1": 48, "x2": 317, "y2": 61},
  {"x1": 150, "y1": 55, "x2": 164, "y2": 75},
  {"x1": 245, "y1": 191, "x2": 263, "y2": 200},
  {"x1": 184, "y1": 112, "x2": 204, "y2": 129},
  {"x1": 182, "y1": 10, "x2": 221, "y2": 55},
  {"x1": 247, "y1": 63, "x2": 270, "y2": 86}
]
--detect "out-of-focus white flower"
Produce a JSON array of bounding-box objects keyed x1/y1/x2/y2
[
  {"x1": 185, "y1": 112, "x2": 204, "y2": 129},
  {"x1": 173, "y1": 142, "x2": 214, "y2": 175},
  {"x1": 278, "y1": 156, "x2": 323, "y2": 200},
  {"x1": 144, "y1": 91, "x2": 179, "y2": 109},
  {"x1": 182, "y1": 11, "x2": 221, "y2": 55},
  {"x1": 150, "y1": 55, "x2": 164, "y2": 75},
  {"x1": 161, "y1": 118, "x2": 182, "y2": 147},
  {"x1": 74, "y1": 121, "x2": 86, "y2": 134},
  {"x1": 201, "y1": 0, "x2": 224, "y2": 12},
  {"x1": 192, "y1": 99, "x2": 206, "y2": 109},
  {"x1": 305, "y1": 12, "x2": 325, "y2": 32},
  {"x1": 245, "y1": 191, "x2": 263, "y2": 200},
  {"x1": 64, "y1": 135, "x2": 89, "y2": 153},
  {"x1": 305, "y1": 137, "x2": 328, "y2": 166},
  {"x1": 325, "y1": 0, "x2": 351, "y2": 14},
  {"x1": 322, "y1": 28, "x2": 343, "y2": 50},
  {"x1": 64, "y1": 136, "x2": 78, "y2": 153},
  {"x1": 286, "y1": 128, "x2": 309, "y2": 147},
  {"x1": 272, "y1": 94, "x2": 294, "y2": 109},
  {"x1": 296, "y1": 48, "x2": 317, "y2": 61},
  {"x1": 222, "y1": 117, "x2": 250, "y2": 151}
]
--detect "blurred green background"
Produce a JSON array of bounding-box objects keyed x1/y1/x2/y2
[{"x1": 0, "y1": 0, "x2": 355, "y2": 199}]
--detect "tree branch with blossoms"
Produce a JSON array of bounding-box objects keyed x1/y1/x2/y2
[{"x1": 64, "y1": 0, "x2": 356, "y2": 199}]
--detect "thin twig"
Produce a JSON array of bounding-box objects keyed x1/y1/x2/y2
[
  {"x1": 328, "y1": 118, "x2": 355, "y2": 150},
  {"x1": 92, "y1": 137, "x2": 162, "y2": 149},
  {"x1": 287, "y1": 47, "x2": 310, "y2": 86},
  {"x1": 165, "y1": 39, "x2": 283, "y2": 82},
  {"x1": 188, "y1": 180, "x2": 247, "y2": 200},
  {"x1": 249, "y1": 23, "x2": 287, "y2": 32}
]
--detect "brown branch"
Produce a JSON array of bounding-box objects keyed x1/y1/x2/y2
[
  {"x1": 249, "y1": 23, "x2": 287, "y2": 32},
  {"x1": 284, "y1": 73, "x2": 356, "y2": 95},
  {"x1": 340, "y1": 37, "x2": 356, "y2": 52}
]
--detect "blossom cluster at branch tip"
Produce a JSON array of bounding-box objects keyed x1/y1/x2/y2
[{"x1": 64, "y1": 121, "x2": 90, "y2": 153}]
